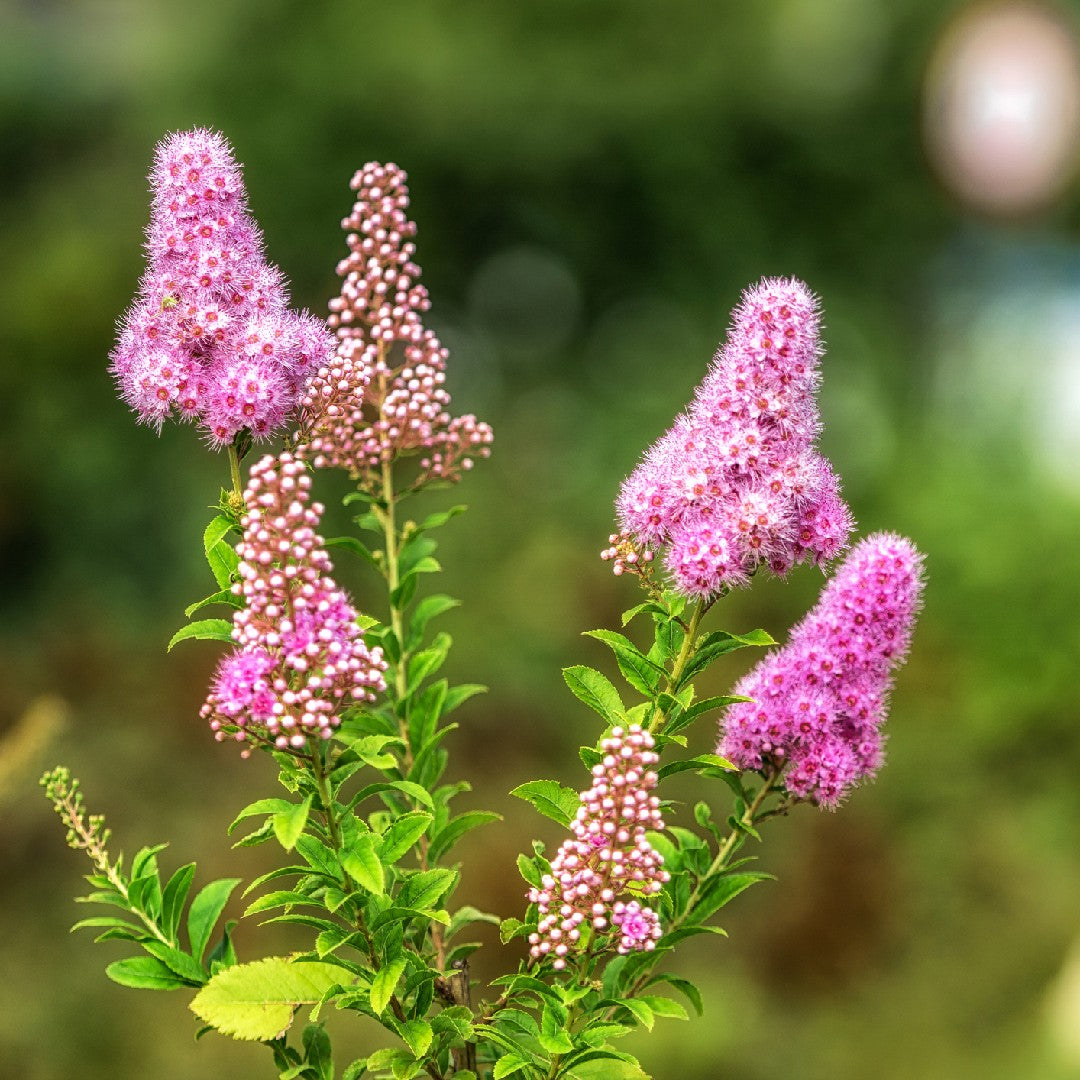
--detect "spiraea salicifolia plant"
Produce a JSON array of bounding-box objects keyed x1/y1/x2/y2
[{"x1": 42, "y1": 130, "x2": 925, "y2": 1080}]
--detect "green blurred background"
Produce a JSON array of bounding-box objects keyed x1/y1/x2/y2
[{"x1": 4, "y1": 1, "x2": 1080, "y2": 1077}]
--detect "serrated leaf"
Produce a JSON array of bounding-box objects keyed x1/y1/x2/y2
[
  {"x1": 643, "y1": 973, "x2": 703, "y2": 1017},
  {"x1": 243, "y1": 890, "x2": 321, "y2": 918},
  {"x1": 638, "y1": 994, "x2": 687, "y2": 1020},
  {"x1": 657, "y1": 754, "x2": 736, "y2": 781},
  {"x1": 342, "y1": 834, "x2": 385, "y2": 895},
  {"x1": 350, "y1": 781, "x2": 434, "y2": 812},
  {"x1": 107, "y1": 955, "x2": 190, "y2": 991},
  {"x1": 566, "y1": 1057, "x2": 649, "y2": 1080},
  {"x1": 189, "y1": 958, "x2": 345, "y2": 1041},
  {"x1": 370, "y1": 957, "x2": 407, "y2": 1015},
  {"x1": 510, "y1": 780, "x2": 579, "y2": 828},
  {"x1": 675, "y1": 628, "x2": 774, "y2": 688},
  {"x1": 272, "y1": 796, "x2": 312, "y2": 852},
  {"x1": 563, "y1": 665, "x2": 625, "y2": 723},
  {"x1": 691, "y1": 871, "x2": 773, "y2": 924},
  {"x1": 142, "y1": 940, "x2": 208, "y2": 985},
  {"x1": 395, "y1": 1018, "x2": 433, "y2": 1058},
  {"x1": 185, "y1": 588, "x2": 241, "y2": 618},
  {"x1": 396, "y1": 868, "x2": 458, "y2": 912},
  {"x1": 378, "y1": 812, "x2": 433, "y2": 864},
  {"x1": 188, "y1": 878, "x2": 241, "y2": 965},
  {"x1": 493, "y1": 1055, "x2": 529, "y2": 1079},
  {"x1": 621, "y1": 601, "x2": 667, "y2": 627},
  {"x1": 302, "y1": 1022, "x2": 334, "y2": 1080},
  {"x1": 228, "y1": 798, "x2": 295, "y2": 835},
  {"x1": 584, "y1": 629, "x2": 665, "y2": 697},
  {"x1": 516, "y1": 854, "x2": 541, "y2": 888},
  {"x1": 168, "y1": 619, "x2": 233, "y2": 652},
  {"x1": 427, "y1": 811, "x2": 501, "y2": 863},
  {"x1": 499, "y1": 917, "x2": 527, "y2": 944}
]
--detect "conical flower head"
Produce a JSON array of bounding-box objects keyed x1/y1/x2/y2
[
  {"x1": 109, "y1": 129, "x2": 333, "y2": 447},
  {"x1": 200, "y1": 452, "x2": 387, "y2": 754},
  {"x1": 298, "y1": 162, "x2": 492, "y2": 490},
  {"x1": 611, "y1": 277, "x2": 854, "y2": 598},
  {"x1": 718, "y1": 532, "x2": 925, "y2": 807}
]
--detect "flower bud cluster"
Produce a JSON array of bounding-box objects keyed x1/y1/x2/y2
[
  {"x1": 109, "y1": 129, "x2": 333, "y2": 447},
  {"x1": 201, "y1": 452, "x2": 387, "y2": 754},
  {"x1": 718, "y1": 533, "x2": 925, "y2": 806},
  {"x1": 614, "y1": 278, "x2": 854, "y2": 598},
  {"x1": 298, "y1": 162, "x2": 492, "y2": 488},
  {"x1": 528, "y1": 726, "x2": 669, "y2": 971}
]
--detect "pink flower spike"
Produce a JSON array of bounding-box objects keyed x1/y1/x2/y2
[
  {"x1": 717, "y1": 532, "x2": 925, "y2": 807},
  {"x1": 612, "y1": 277, "x2": 854, "y2": 598}
]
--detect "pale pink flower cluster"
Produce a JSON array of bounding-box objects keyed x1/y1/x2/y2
[
  {"x1": 109, "y1": 129, "x2": 333, "y2": 447},
  {"x1": 718, "y1": 533, "x2": 925, "y2": 807},
  {"x1": 201, "y1": 452, "x2": 387, "y2": 754},
  {"x1": 528, "y1": 726, "x2": 668, "y2": 970},
  {"x1": 611, "y1": 278, "x2": 854, "y2": 598},
  {"x1": 298, "y1": 162, "x2": 492, "y2": 488}
]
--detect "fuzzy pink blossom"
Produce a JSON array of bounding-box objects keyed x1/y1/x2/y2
[
  {"x1": 527, "y1": 726, "x2": 668, "y2": 971},
  {"x1": 109, "y1": 129, "x2": 333, "y2": 447},
  {"x1": 297, "y1": 162, "x2": 492, "y2": 489},
  {"x1": 717, "y1": 532, "x2": 925, "y2": 807},
  {"x1": 607, "y1": 278, "x2": 854, "y2": 598},
  {"x1": 200, "y1": 452, "x2": 387, "y2": 754}
]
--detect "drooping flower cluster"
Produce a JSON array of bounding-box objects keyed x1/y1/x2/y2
[
  {"x1": 528, "y1": 726, "x2": 669, "y2": 970},
  {"x1": 718, "y1": 532, "x2": 924, "y2": 807},
  {"x1": 109, "y1": 129, "x2": 333, "y2": 447},
  {"x1": 610, "y1": 278, "x2": 854, "y2": 598},
  {"x1": 201, "y1": 452, "x2": 387, "y2": 753},
  {"x1": 298, "y1": 161, "x2": 492, "y2": 488}
]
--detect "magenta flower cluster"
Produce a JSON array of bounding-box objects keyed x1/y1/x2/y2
[
  {"x1": 718, "y1": 532, "x2": 925, "y2": 807},
  {"x1": 201, "y1": 452, "x2": 387, "y2": 754},
  {"x1": 110, "y1": 129, "x2": 333, "y2": 447},
  {"x1": 528, "y1": 726, "x2": 669, "y2": 970},
  {"x1": 610, "y1": 278, "x2": 853, "y2": 599},
  {"x1": 299, "y1": 161, "x2": 492, "y2": 487}
]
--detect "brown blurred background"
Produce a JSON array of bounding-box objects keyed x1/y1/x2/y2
[{"x1": 3, "y1": 1, "x2": 1080, "y2": 1077}]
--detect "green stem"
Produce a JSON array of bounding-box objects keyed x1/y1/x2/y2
[
  {"x1": 227, "y1": 442, "x2": 244, "y2": 500},
  {"x1": 647, "y1": 595, "x2": 709, "y2": 735}
]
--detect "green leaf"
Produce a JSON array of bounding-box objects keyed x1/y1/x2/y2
[
  {"x1": 326, "y1": 535, "x2": 379, "y2": 568},
  {"x1": 378, "y1": 812, "x2": 433, "y2": 865},
  {"x1": 407, "y1": 594, "x2": 459, "y2": 649},
  {"x1": 107, "y1": 955, "x2": 190, "y2": 991},
  {"x1": 584, "y1": 630, "x2": 665, "y2": 697},
  {"x1": 189, "y1": 958, "x2": 345, "y2": 1041},
  {"x1": 295, "y1": 834, "x2": 342, "y2": 880},
  {"x1": 188, "y1": 878, "x2": 241, "y2": 965},
  {"x1": 301, "y1": 1022, "x2": 335, "y2": 1080},
  {"x1": 566, "y1": 1056, "x2": 649, "y2": 1080},
  {"x1": 243, "y1": 890, "x2": 321, "y2": 918},
  {"x1": 273, "y1": 796, "x2": 313, "y2": 852},
  {"x1": 562, "y1": 665, "x2": 625, "y2": 723},
  {"x1": 406, "y1": 632, "x2": 451, "y2": 693},
  {"x1": 447, "y1": 905, "x2": 501, "y2": 942},
  {"x1": 427, "y1": 811, "x2": 501, "y2": 863},
  {"x1": 415, "y1": 505, "x2": 467, "y2": 534},
  {"x1": 142, "y1": 940, "x2": 208, "y2": 985},
  {"x1": 642, "y1": 973, "x2": 703, "y2": 1017},
  {"x1": 161, "y1": 862, "x2": 196, "y2": 941},
  {"x1": 515, "y1": 854, "x2": 541, "y2": 888},
  {"x1": 228, "y1": 798, "x2": 296, "y2": 835},
  {"x1": 394, "y1": 1018, "x2": 433, "y2": 1058},
  {"x1": 493, "y1": 1055, "x2": 529, "y2": 1079},
  {"x1": 370, "y1": 957, "x2": 407, "y2": 1016},
  {"x1": 204, "y1": 514, "x2": 239, "y2": 589},
  {"x1": 662, "y1": 694, "x2": 746, "y2": 737},
  {"x1": 656, "y1": 754, "x2": 736, "y2": 781},
  {"x1": 637, "y1": 995, "x2": 687, "y2": 1021},
  {"x1": 510, "y1": 781, "x2": 580, "y2": 828},
  {"x1": 168, "y1": 619, "x2": 233, "y2": 652},
  {"x1": 342, "y1": 834, "x2": 385, "y2": 895},
  {"x1": 350, "y1": 780, "x2": 434, "y2": 812},
  {"x1": 621, "y1": 601, "x2": 667, "y2": 627},
  {"x1": 396, "y1": 868, "x2": 458, "y2": 912},
  {"x1": 499, "y1": 917, "x2": 526, "y2": 943},
  {"x1": 442, "y1": 683, "x2": 486, "y2": 715},
  {"x1": 691, "y1": 871, "x2": 773, "y2": 924},
  {"x1": 675, "y1": 628, "x2": 775, "y2": 688},
  {"x1": 618, "y1": 997, "x2": 654, "y2": 1031},
  {"x1": 185, "y1": 588, "x2": 241, "y2": 618}
]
